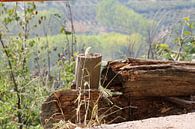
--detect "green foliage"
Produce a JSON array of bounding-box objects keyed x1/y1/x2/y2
[
  {"x1": 35, "y1": 33, "x2": 144, "y2": 60},
  {"x1": 155, "y1": 17, "x2": 195, "y2": 61},
  {"x1": 96, "y1": 0, "x2": 150, "y2": 34},
  {"x1": 0, "y1": 3, "x2": 46, "y2": 129},
  {"x1": 78, "y1": 32, "x2": 145, "y2": 58},
  {"x1": 0, "y1": 3, "x2": 75, "y2": 129},
  {"x1": 57, "y1": 59, "x2": 75, "y2": 89}
]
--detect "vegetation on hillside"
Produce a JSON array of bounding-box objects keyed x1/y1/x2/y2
[
  {"x1": 96, "y1": 0, "x2": 150, "y2": 34},
  {"x1": 126, "y1": 0, "x2": 195, "y2": 13},
  {"x1": 36, "y1": 33, "x2": 144, "y2": 61}
]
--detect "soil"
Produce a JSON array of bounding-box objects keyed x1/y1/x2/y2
[{"x1": 90, "y1": 112, "x2": 195, "y2": 129}]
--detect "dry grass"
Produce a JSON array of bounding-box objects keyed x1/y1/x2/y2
[{"x1": 49, "y1": 51, "x2": 125, "y2": 129}]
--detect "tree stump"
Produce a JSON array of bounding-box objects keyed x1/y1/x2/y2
[{"x1": 75, "y1": 53, "x2": 102, "y2": 89}]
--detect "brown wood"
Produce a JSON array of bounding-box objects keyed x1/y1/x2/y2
[
  {"x1": 41, "y1": 58, "x2": 195, "y2": 128},
  {"x1": 41, "y1": 90, "x2": 193, "y2": 128},
  {"x1": 165, "y1": 97, "x2": 195, "y2": 108},
  {"x1": 75, "y1": 53, "x2": 102, "y2": 89},
  {"x1": 41, "y1": 90, "x2": 100, "y2": 128},
  {"x1": 101, "y1": 58, "x2": 195, "y2": 97},
  {"x1": 41, "y1": 89, "x2": 130, "y2": 128}
]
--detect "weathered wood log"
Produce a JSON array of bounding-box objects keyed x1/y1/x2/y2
[
  {"x1": 41, "y1": 89, "x2": 130, "y2": 128},
  {"x1": 75, "y1": 53, "x2": 102, "y2": 89},
  {"x1": 41, "y1": 90, "x2": 193, "y2": 128},
  {"x1": 101, "y1": 58, "x2": 195, "y2": 97},
  {"x1": 41, "y1": 58, "x2": 195, "y2": 128},
  {"x1": 41, "y1": 90, "x2": 100, "y2": 128}
]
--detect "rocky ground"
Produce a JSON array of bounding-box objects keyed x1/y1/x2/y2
[{"x1": 90, "y1": 112, "x2": 195, "y2": 129}]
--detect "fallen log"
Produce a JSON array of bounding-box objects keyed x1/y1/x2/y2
[
  {"x1": 41, "y1": 58, "x2": 195, "y2": 128},
  {"x1": 41, "y1": 89, "x2": 130, "y2": 128},
  {"x1": 101, "y1": 58, "x2": 195, "y2": 97},
  {"x1": 41, "y1": 90, "x2": 192, "y2": 128}
]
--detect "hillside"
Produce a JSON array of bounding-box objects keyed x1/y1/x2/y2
[{"x1": 34, "y1": 0, "x2": 195, "y2": 34}]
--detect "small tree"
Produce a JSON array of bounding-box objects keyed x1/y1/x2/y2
[
  {"x1": 0, "y1": 3, "x2": 48, "y2": 128},
  {"x1": 155, "y1": 17, "x2": 195, "y2": 61}
]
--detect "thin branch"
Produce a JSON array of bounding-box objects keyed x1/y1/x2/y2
[
  {"x1": 66, "y1": 2, "x2": 77, "y2": 57},
  {"x1": 0, "y1": 34, "x2": 23, "y2": 129}
]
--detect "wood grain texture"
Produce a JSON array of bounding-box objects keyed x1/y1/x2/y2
[
  {"x1": 101, "y1": 58, "x2": 195, "y2": 97},
  {"x1": 41, "y1": 90, "x2": 130, "y2": 128},
  {"x1": 41, "y1": 90, "x2": 191, "y2": 128},
  {"x1": 41, "y1": 59, "x2": 195, "y2": 128}
]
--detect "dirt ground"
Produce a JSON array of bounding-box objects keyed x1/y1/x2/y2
[{"x1": 90, "y1": 112, "x2": 195, "y2": 129}]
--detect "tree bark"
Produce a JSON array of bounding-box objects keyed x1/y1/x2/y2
[
  {"x1": 101, "y1": 58, "x2": 195, "y2": 97},
  {"x1": 41, "y1": 90, "x2": 130, "y2": 128}
]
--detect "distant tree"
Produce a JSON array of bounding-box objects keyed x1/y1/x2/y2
[{"x1": 96, "y1": 0, "x2": 150, "y2": 34}]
